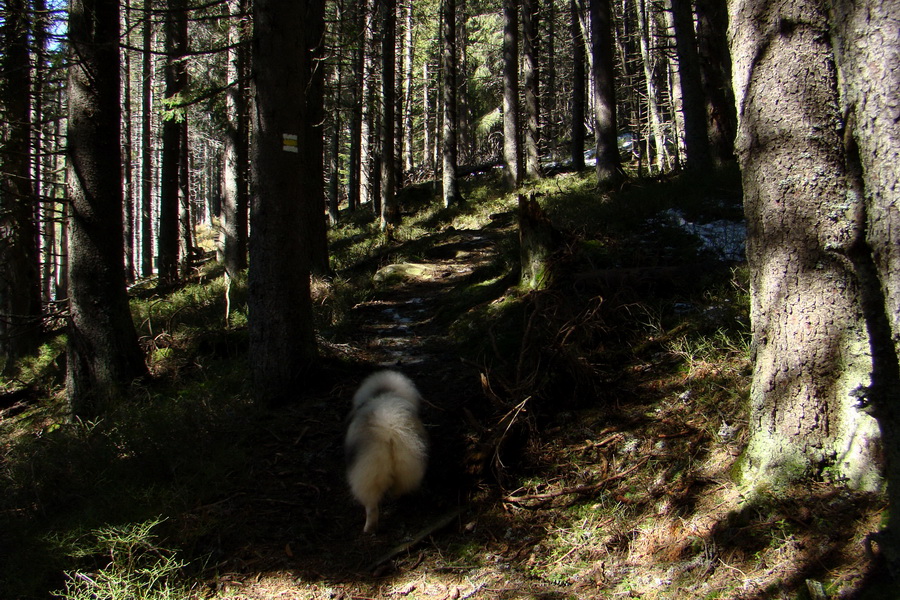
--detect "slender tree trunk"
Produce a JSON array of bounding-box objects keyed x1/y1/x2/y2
[
  {"x1": 502, "y1": 0, "x2": 522, "y2": 189},
  {"x1": 694, "y1": 0, "x2": 735, "y2": 166},
  {"x1": 570, "y1": 0, "x2": 586, "y2": 170},
  {"x1": 178, "y1": 120, "x2": 194, "y2": 277},
  {"x1": 140, "y1": 0, "x2": 154, "y2": 278},
  {"x1": 635, "y1": 0, "x2": 667, "y2": 171},
  {"x1": 66, "y1": 0, "x2": 148, "y2": 417},
  {"x1": 249, "y1": 0, "x2": 320, "y2": 406},
  {"x1": 457, "y1": 0, "x2": 473, "y2": 165},
  {"x1": 328, "y1": 56, "x2": 343, "y2": 224},
  {"x1": 403, "y1": 1, "x2": 415, "y2": 173},
  {"x1": 221, "y1": 0, "x2": 249, "y2": 275},
  {"x1": 589, "y1": 0, "x2": 624, "y2": 188},
  {"x1": 423, "y1": 60, "x2": 433, "y2": 174},
  {"x1": 662, "y1": 0, "x2": 685, "y2": 165},
  {"x1": 158, "y1": 0, "x2": 188, "y2": 286},
  {"x1": 347, "y1": 2, "x2": 364, "y2": 211},
  {"x1": 380, "y1": 0, "x2": 399, "y2": 230},
  {"x1": 545, "y1": 0, "x2": 557, "y2": 157},
  {"x1": 523, "y1": 0, "x2": 541, "y2": 180},
  {"x1": 0, "y1": 0, "x2": 42, "y2": 371},
  {"x1": 360, "y1": 0, "x2": 377, "y2": 210},
  {"x1": 441, "y1": 0, "x2": 463, "y2": 207},
  {"x1": 122, "y1": 2, "x2": 135, "y2": 283},
  {"x1": 302, "y1": 1, "x2": 330, "y2": 275},
  {"x1": 670, "y1": 0, "x2": 711, "y2": 172}
]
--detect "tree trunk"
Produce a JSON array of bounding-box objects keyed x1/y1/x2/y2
[
  {"x1": 635, "y1": 0, "x2": 668, "y2": 172},
  {"x1": 347, "y1": 1, "x2": 364, "y2": 211},
  {"x1": 670, "y1": 0, "x2": 711, "y2": 172},
  {"x1": 121, "y1": 2, "x2": 135, "y2": 283},
  {"x1": 302, "y1": 0, "x2": 330, "y2": 276},
  {"x1": 570, "y1": 0, "x2": 586, "y2": 170},
  {"x1": 140, "y1": 0, "x2": 154, "y2": 278},
  {"x1": 380, "y1": 0, "x2": 399, "y2": 230},
  {"x1": 442, "y1": 0, "x2": 463, "y2": 207},
  {"x1": 694, "y1": 0, "x2": 736, "y2": 166},
  {"x1": 589, "y1": 0, "x2": 624, "y2": 188},
  {"x1": 502, "y1": 0, "x2": 522, "y2": 189},
  {"x1": 158, "y1": 0, "x2": 188, "y2": 287},
  {"x1": 66, "y1": 0, "x2": 148, "y2": 417},
  {"x1": 523, "y1": 0, "x2": 541, "y2": 180},
  {"x1": 728, "y1": 0, "x2": 880, "y2": 493},
  {"x1": 828, "y1": 0, "x2": 900, "y2": 569},
  {"x1": 249, "y1": 0, "x2": 320, "y2": 405},
  {"x1": 402, "y1": 1, "x2": 415, "y2": 173},
  {"x1": 0, "y1": 0, "x2": 42, "y2": 372},
  {"x1": 422, "y1": 60, "x2": 433, "y2": 174},
  {"x1": 221, "y1": 0, "x2": 249, "y2": 275}
]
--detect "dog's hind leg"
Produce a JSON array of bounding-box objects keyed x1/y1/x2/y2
[{"x1": 363, "y1": 503, "x2": 379, "y2": 534}]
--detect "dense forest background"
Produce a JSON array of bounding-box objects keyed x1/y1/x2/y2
[{"x1": 1, "y1": 0, "x2": 899, "y2": 597}]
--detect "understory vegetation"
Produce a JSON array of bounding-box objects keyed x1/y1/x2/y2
[{"x1": 0, "y1": 168, "x2": 892, "y2": 599}]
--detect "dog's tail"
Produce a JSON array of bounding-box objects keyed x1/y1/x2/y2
[{"x1": 352, "y1": 370, "x2": 421, "y2": 410}]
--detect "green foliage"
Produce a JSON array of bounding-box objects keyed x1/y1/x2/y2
[{"x1": 56, "y1": 519, "x2": 189, "y2": 600}]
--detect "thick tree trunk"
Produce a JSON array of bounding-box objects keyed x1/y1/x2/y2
[
  {"x1": 502, "y1": 0, "x2": 522, "y2": 189},
  {"x1": 66, "y1": 0, "x2": 148, "y2": 417},
  {"x1": 828, "y1": 0, "x2": 900, "y2": 569},
  {"x1": 728, "y1": 0, "x2": 880, "y2": 492},
  {"x1": 0, "y1": 0, "x2": 42, "y2": 371},
  {"x1": 589, "y1": 0, "x2": 624, "y2": 188},
  {"x1": 442, "y1": 0, "x2": 463, "y2": 207},
  {"x1": 249, "y1": 0, "x2": 320, "y2": 405}
]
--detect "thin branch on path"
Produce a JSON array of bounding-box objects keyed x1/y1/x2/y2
[{"x1": 503, "y1": 457, "x2": 650, "y2": 505}]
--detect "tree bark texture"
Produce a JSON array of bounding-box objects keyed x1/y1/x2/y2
[
  {"x1": 828, "y1": 0, "x2": 900, "y2": 567},
  {"x1": 729, "y1": 0, "x2": 880, "y2": 491},
  {"x1": 66, "y1": 0, "x2": 148, "y2": 417},
  {"x1": 249, "y1": 0, "x2": 321, "y2": 405}
]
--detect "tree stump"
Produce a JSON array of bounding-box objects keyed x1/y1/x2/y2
[{"x1": 518, "y1": 194, "x2": 562, "y2": 289}]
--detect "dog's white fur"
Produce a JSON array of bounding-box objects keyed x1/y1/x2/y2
[{"x1": 345, "y1": 370, "x2": 428, "y2": 533}]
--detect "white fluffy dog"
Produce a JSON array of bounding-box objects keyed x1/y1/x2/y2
[{"x1": 345, "y1": 370, "x2": 428, "y2": 533}]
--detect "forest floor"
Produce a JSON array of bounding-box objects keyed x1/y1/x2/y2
[
  {"x1": 186, "y1": 173, "x2": 892, "y2": 600},
  {"x1": 1, "y1": 168, "x2": 896, "y2": 599}
]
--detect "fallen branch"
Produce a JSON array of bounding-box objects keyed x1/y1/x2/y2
[
  {"x1": 368, "y1": 507, "x2": 464, "y2": 571},
  {"x1": 502, "y1": 457, "x2": 650, "y2": 505}
]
